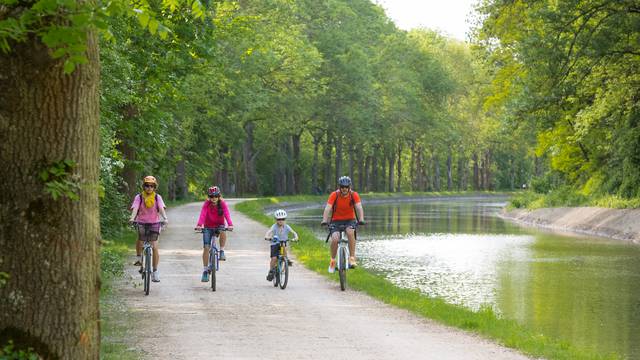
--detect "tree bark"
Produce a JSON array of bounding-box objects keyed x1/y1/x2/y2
[
  {"x1": 175, "y1": 158, "x2": 187, "y2": 199},
  {"x1": 334, "y1": 135, "x2": 342, "y2": 182},
  {"x1": 433, "y1": 153, "x2": 441, "y2": 191},
  {"x1": 446, "y1": 148, "x2": 453, "y2": 191},
  {"x1": 312, "y1": 134, "x2": 320, "y2": 193},
  {"x1": 0, "y1": 31, "x2": 101, "y2": 358},
  {"x1": 323, "y1": 130, "x2": 332, "y2": 192},
  {"x1": 292, "y1": 133, "x2": 301, "y2": 194},
  {"x1": 388, "y1": 147, "x2": 395, "y2": 192},
  {"x1": 396, "y1": 144, "x2": 402, "y2": 192},
  {"x1": 473, "y1": 152, "x2": 479, "y2": 190},
  {"x1": 243, "y1": 121, "x2": 258, "y2": 194}
]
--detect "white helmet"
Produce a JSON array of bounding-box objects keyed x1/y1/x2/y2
[{"x1": 274, "y1": 209, "x2": 287, "y2": 219}]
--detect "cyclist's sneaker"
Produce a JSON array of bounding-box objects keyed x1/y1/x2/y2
[
  {"x1": 152, "y1": 271, "x2": 160, "y2": 282},
  {"x1": 328, "y1": 259, "x2": 336, "y2": 273},
  {"x1": 219, "y1": 250, "x2": 226, "y2": 261},
  {"x1": 266, "y1": 269, "x2": 275, "y2": 281},
  {"x1": 201, "y1": 271, "x2": 209, "y2": 282},
  {"x1": 133, "y1": 258, "x2": 142, "y2": 266},
  {"x1": 349, "y1": 256, "x2": 358, "y2": 269},
  {"x1": 287, "y1": 259, "x2": 293, "y2": 267}
]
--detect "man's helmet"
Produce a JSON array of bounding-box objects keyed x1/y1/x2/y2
[
  {"x1": 143, "y1": 175, "x2": 158, "y2": 186},
  {"x1": 274, "y1": 209, "x2": 287, "y2": 219},
  {"x1": 207, "y1": 186, "x2": 221, "y2": 196},
  {"x1": 338, "y1": 176, "x2": 351, "y2": 187}
]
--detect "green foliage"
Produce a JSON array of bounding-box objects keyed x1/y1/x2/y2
[
  {"x1": 0, "y1": 341, "x2": 38, "y2": 360},
  {"x1": 39, "y1": 160, "x2": 80, "y2": 201},
  {"x1": 0, "y1": 272, "x2": 8, "y2": 288}
]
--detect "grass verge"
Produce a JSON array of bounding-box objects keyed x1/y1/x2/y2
[
  {"x1": 100, "y1": 232, "x2": 139, "y2": 360},
  {"x1": 236, "y1": 197, "x2": 619, "y2": 360},
  {"x1": 509, "y1": 189, "x2": 640, "y2": 210}
]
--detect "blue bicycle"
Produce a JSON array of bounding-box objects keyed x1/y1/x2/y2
[
  {"x1": 196, "y1": 226, "x2": 228, "y2": 291},
  {"x1": 131, "y1": 222, "x2": 163, "y2": 295}
]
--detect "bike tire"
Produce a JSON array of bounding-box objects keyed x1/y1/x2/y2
[
  {"x1": 144, "y1": 249, "x2": 151, "y2": 295},
  {"x1": 273, "y1": 260, "x2": 279, "y2": 287},
  {"x1": 338, "y1": 247, "x2": 347, "y2": 291},
  {"x1": 278, "y1": 257, "x2": 288, "y2": 290},
  {"x1": 211, "y1": 252, "x2": 217, "y2": 292}
]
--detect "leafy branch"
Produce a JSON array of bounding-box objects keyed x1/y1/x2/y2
[{"x1": 39, "y1": 159, "x2": 81, "y2": 200}]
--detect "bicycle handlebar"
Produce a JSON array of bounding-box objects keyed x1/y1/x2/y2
[{"x1": 194, "y1": 226, "x2": 230, "y2": 233}]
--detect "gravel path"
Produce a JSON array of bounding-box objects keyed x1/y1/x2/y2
[{"x1": 119, "y1": 200, "x2": 531, "y2": 359}]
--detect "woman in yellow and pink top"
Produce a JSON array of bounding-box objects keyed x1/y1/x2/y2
[{"x1": 128, "y1": 175, "x2": 168, "y2": 283}]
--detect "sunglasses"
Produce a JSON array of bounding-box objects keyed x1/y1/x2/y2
[
  {"x1": 276, "y1": 218, "x2": 285, "y2": 221},
  {"x1": 143, "y1": 184, "x2": 155, "y2": 188},
  {"x1": 208, "y1": 194, "x2": 220, "y2": 198},
  {"x1": 339, "y1": 185, "x2": 349, "y2": 189}
]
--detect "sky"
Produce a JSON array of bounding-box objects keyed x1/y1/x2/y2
[{"x1": 374, "y1": 0, "x2": 478, "y2": 41}]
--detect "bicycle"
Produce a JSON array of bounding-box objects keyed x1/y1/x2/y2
[
  {"x1": 132, "y1": 222, "x2": 162, "y2": 295},
  {"x1": 265, "y1": 236, "x2": 291, "y2": 290},
  {"x1": 195, "y1": 226, "x2": 228, "y2": 292},
  {"x1": 325, "y1": 222, "x2": 359, "y2": 291}
]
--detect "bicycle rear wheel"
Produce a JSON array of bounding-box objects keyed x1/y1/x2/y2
[
  {"x1": 278, "y1": 257, "x2": 288, "y2": 290},
  {"x1": 338, "y1": 247, "x2": 347, "y2": 291},
  {"x1": 144, "y1": 248, "x2": 151, "y2": 295},
  {"x1": 211, "y1": 251, "x2": 217, "y2": 292}
]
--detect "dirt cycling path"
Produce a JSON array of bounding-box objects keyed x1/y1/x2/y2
[{"x1": 119, "y1": 200, "x2": 530, "y2": 359}]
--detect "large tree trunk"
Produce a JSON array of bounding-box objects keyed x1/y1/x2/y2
[
  {"x1": 292, "y1": 133, "x2": 301, "y2": 194},
  {"x1": 357, "y1": 148, "x2": 365, "y2": 191},
  {"x1": 473, "y1": 152, "x2": 480, "y2": 190},
  {"x1": 364, "y1": 154, "x2": 371, "y2": 192},
  {"x1": 396, "y1": 144, "x2": 402, "y2": 192},
  {"x1": 334, "y1": 135, "x2": 342, "y2": 183},
  {"x1": 323, "y1": 131, "x2": 332, "y2": 192},
  {"x1": 116, "y1": 104, "x2": 139, "y2": 199},
  {"x1": 312, "y1": 135, "x2": 320, "y2": 194},
  {"x1": 0, "y1": 31, "x2": 101, "y2": 358},
  {"x1": 457, "y1": 152, "x2": 466, "y2": 191},
  {"x1": 175, "y1": 158, "x2": 188, "y2": 199},
  {"x1": 243, "y1": 121, "x2": 258, "y2": 194},
  {"x1": 433, "y1": 153, "x2": 441, "y2": 191},
  {"x1": 388, "y1": 147, "x2": 395, "y2": 192},
  {"x1": 446, "y1": 148, "x2": 453, "y2": 191}
]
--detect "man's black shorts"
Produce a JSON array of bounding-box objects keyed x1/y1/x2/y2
[{"x1": 329, "y1": 220, "x2": 357, "y2": 235}]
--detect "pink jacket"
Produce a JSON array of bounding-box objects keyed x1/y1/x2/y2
[{"x1": 196, "y1": 200, "x2": 233, "y2": 228}]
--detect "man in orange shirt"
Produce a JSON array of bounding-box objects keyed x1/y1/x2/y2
[{"x1": 321, "y1": 176, "x2": 365, "y2": 272}]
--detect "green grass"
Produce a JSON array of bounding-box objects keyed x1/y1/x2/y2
[
  {"x1": 236, "y1": 197, "x2": 620, "y2": 360},
  {"x1": 509, "y1": 189, "x2": 640, "y2": 210},
  {"x1": 100, "y1": 232, "x2": 140, "y2": 360}
]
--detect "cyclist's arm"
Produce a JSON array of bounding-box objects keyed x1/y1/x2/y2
[
  {"x1": 264, "y1": 227, "x2": 274, "y2": 239},
  {"x1": 221, "y1": 201, "x2": 233, "y2": 228},
  {"x1": 290, "y1": 227, "x2": 299, "y2": 241},
  {"x1": 355, "y1": 202, "x2": 364, "y2": 223},
  {"x1": 159, "y1": 206, "x2": 168, "y2": 224},
  {"x1": 321, "y1": 204, "x2": 333, "y2": 224}
]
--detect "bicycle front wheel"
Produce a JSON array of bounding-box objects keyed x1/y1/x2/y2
[
  {"x1": 338, "y1": 247, "x2": 347, "y2": 291},
  {"x1": 211, "y1": 252, "x2": 217, "y2": 292},
  {"x1": 278, "y1": 257, "x2": 289, "y2": 290},
  {"x1": 144, "y1": 249, "x2": 151, "y2": 295}
]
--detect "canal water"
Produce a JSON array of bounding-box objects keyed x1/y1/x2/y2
[{"x1": 288, "y1": 196, "x2": 640, "y2": 359}]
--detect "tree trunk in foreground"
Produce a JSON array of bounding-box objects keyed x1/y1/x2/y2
[{"x1": 0, "y1": 32, "x2": 101, "y2": 358}]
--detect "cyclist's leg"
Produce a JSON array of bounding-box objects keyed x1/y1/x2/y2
[
  {"x1": 135, "y1": 228, "x2": 144, "y2": 265},
  {"x1": 346, "y1": 226, "x2": 356, "y2": 258},
  {"x1": 202, "y1": 229, "x2": 213, "y2": 268},
  {"x1": 150, "y1": 236, "x2": 159, "y2": 270},
  {"x1": 219, "y1": 231, "x2": 227, "y2": 250},
  {"x1": 330, "y1": 232, "x2": 340, "y2": 258}
]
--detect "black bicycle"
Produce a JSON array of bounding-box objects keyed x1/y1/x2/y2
[
  {"x1": 196, "y1": 226, "x2": 228, "y2": 292},
  {"x1": 132, "y1": 222, "x2": 162, "y2": 295}
]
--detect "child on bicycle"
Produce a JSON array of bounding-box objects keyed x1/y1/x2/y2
[
  {"x1": 264, "y1": 209, "x2": 298, "y2": 281},
  {"x1": 195, "y1": 186, "x2": 234, "y2": 282},
  {"x1": 128, "y1": 175, "x2": 168, "y2": 283}
]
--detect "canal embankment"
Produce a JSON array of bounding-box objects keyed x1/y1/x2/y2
[{"x1": 501, "y1": 207, "x2": 640, "y2": 243}]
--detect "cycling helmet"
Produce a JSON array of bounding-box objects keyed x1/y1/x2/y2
[
  {"x1": 274, "y1": 209, "x2": 287, "y2": 219},
  {"x1": 143, "y1": 175, "x2": 158, "y2": 186},
  {"x1": 207, "y1": 186, "x2": 221, "y2": 196},
  {"x1": 338, "y1": 176, "x2": 351, "y2": 187}
]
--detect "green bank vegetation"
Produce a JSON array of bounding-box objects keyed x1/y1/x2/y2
[{"x1": 236, "y1": 197, "x2": 620, "y2": 360}]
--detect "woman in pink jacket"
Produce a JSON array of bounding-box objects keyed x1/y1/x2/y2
[{"x1": 194, "y1": 186, "x2": 234, "y2": 282}]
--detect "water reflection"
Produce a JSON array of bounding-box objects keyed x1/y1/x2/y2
[{"x1": 288, "y1": 197, "x2": 640, "y2": 358}]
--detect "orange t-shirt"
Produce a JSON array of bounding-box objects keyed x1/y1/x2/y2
[{"x1": 327, "y1": 190, "x2": 361, "y2": 221}]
